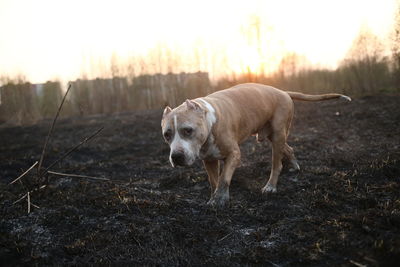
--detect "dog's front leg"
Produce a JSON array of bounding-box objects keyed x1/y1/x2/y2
[
  {"x1": 203, "y1": 160, "x2": 219, "y2": 198},
  {"x1": 208, "y1": 147, "x2": 241, "y2": 207}
]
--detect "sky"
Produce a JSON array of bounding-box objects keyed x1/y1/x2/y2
[{"x1": 0, "y1": 0, "x2": 397, "y2": 84}]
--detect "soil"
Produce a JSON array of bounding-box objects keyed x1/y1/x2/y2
[{"x1": 1, "y1": 94, "x2": 399, "y2": 266}]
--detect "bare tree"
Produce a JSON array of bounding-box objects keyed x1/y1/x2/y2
[{"x1": 341, "y1": 27, "x2": 389, "y2": 94}]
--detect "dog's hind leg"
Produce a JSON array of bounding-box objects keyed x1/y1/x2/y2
[
  {"x1": 262, "y1": 101, "x2": 292, "y2": 194},
  {"x1": 262, "y1": 129, "x2": 285, "y2": 193},
  {"x1": 281, "y1": 102, "x2": 300, "y2": 172},
  {"x1": 283, "y1": 143, "x2": 300, "y2": 172}
]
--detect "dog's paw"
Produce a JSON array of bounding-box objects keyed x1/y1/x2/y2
[
  {"x1": 207, "y1": 198, "x2": 228, "y2": 207},
  {"x1": 207, "y1": 192, "x2": 229, "y2": 207},
  {"x1": 289, "y1": 161, "x2": 300, "y2": 172},
  {"x1": 261, "y1": 184, "x2": 277, "y2": 194},
  {"x1": 207, "y1": 198, "x2": 219, "y2": 207}
]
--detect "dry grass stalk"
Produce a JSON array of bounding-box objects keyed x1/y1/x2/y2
[
  {"x1": 38, "y1": 83, "x2": 72, "y2": 174},
  {"x1": 30, "y1": 202, "x2": 40, "y2": 209},
  {"x1": 12, "y1": 185, "x2": 47, "y2": 205},
  {"x1": 48, "y1": 170, "x2": 110, "y2": 181},
  {"x1": 8, "y1": 83, "x2": 106, "y2": 213},
  {"x1": 9, "y1": 161, "x2": 38, "y2": 185},
  {"x1": 27, "y1": 191, "x2": 31, "y2": 213},
  {"x1": 40, "y1": 126, "x2": 104, "y2": 176},
  {"x1": 13, "y1": 193, "x2": 27, "y2": 205}
]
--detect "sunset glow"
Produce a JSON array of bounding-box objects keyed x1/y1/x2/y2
[{"x1": 0, "y1": 0, "x2": 397, "y2": 83}]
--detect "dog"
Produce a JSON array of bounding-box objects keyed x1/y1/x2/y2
[{"x1": 161, "y1": 83, "x2": 351, "y2": 206}]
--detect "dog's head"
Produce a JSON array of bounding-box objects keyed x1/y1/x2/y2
[{"x1": 161, "y1": 99, "x2": 211, "y2": 167}]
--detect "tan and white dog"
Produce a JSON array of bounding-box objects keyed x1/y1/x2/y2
[{"x1": 161, "y1": 83, "x2": 351, "y2": 206}]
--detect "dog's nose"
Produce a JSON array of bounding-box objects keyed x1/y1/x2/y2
[{"x1": 171, "y1": 152, "x2": 185, "y2": 166}]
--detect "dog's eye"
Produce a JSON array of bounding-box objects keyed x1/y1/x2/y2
[
  {"x1": 164, "y1": 130, "x2": 172, "y2": 141},
  {"x1": 182, "y1": 127, "x2": 193, "y2": 136}
]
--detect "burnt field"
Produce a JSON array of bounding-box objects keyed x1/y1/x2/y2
[{"x1": 0, "y1": 94, "x2": 399, "y2": 266}]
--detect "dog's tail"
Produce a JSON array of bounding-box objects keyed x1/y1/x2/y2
[{"x1": 287, "y1": 91, "x2": 351, "y2": 102}]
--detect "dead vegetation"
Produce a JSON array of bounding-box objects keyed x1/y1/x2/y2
[{"x1": 3, "y1": 84, "x2": 104, "y2": 217}]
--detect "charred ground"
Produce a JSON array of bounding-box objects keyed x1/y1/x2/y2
[{"x1": 0, "y1": 94, "x2": 399, "y2": 266}]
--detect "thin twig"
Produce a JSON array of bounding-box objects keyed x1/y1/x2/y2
[
  {"x1": 12, "y1": 185, "x2": 47, "y2": 205},
  {"x1": 39, "y1": 185, "x2": 47, "y2": 190},
  {"x1": 40, "y1": 126, "x2": 104, "y2": 176},
  {"x1": 350, "y1": 260, "x2": 367, "y2": 267},
  {"x1": 27, "y1": 191, "x2": 31, "y2": 214},
  {"x1": 9, "y1": 161, "x2": 38, "y2": 185},
  {"x1": 31, "y1": 203, "x2": 40, "y2": 209},
  {"x1": 265, "y1": 259, "x2": 281, "y2": 267},
  {"x1": 48, "y1": 170, "x2": 110, "y2": 181},
  {"x1": 38, "y1": 83, "x2": 72, "y2": 175},
  {"x1": 13, "y1": 193, "x2": 27, "y2": 205},
  {"x1": 218, "y1": 232, "x2": 233, "y2": 242}
]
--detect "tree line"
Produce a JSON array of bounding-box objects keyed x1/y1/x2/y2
[{"x1": 1, "y1": 17, "x2": 399, "y2": 125}]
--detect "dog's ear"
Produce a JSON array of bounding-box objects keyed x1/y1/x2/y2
[
  {"x1": 163, "y1": 106, "x2": 172, "y2": 118},
  {"x1": 185, "y1": 99, "x2": 202, "y2": 111}
]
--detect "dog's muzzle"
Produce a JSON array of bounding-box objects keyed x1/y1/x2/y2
[{"x1": 171, "y1": 151, "x2": 186, "y2": 166}]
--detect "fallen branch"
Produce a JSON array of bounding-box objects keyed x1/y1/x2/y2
[
  {"x1": 9, "y1": 161, "x2": 38, "y2": 185},
  {"x1": 40, "y1": 126, "x2": 104, "y2": 176},
  {"x1": 48, "y1": 170, "x2": 110, "y2": 181},
  {"x1": 38, "y1": 83, "x2": 72, "y2": 174}
]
